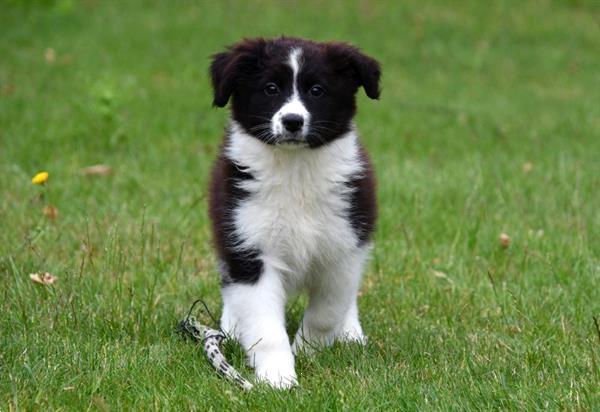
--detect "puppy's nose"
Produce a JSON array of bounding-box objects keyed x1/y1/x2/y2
[{"x1": 282, "y1": 114, "x2": 304, "y2": 132}]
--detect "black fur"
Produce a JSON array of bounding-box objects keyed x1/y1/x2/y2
[
  {"x1": 208, "y1": 134, "x2": 263, "y2": 284},
  {"x1": 346, "y1": 144, "x2": 377, "y2": 246}
]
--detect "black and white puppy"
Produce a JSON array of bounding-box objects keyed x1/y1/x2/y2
[{"x1": 208, "y1": 37, "x2": 380, "y2": 388}]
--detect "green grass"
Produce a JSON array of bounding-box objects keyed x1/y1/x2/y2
[{"x1": 1, "y1": 0, "x2": 599, "y2": 410}]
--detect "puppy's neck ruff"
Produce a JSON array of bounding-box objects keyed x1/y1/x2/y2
[{"x1": 227, "y1": 120, "x2": 361, "y2": 177}]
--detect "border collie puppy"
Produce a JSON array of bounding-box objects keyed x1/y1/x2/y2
[{"x1": 208, "y1": 37, "x2": 381, "y2": 388}]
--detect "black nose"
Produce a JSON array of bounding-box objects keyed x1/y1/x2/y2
[{"x1": 282, "y1": 114, "x2": 304, "y2": 132}]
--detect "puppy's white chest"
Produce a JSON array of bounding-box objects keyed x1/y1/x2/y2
[
  {"x1": 236, "y1": 178, "x2": 352, "y2": 272},
  {"x1": 228, "y1": 127, "x2": 363, "y2": 275}
]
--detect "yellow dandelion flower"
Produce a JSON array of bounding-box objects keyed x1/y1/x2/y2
[{"x1": 32, "y1": 171, "x2": 49, "y2": 185}]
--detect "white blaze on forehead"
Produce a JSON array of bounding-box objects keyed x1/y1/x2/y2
[
  {"x1": 288, "y1": 48, "x2": 303, "y2": 94},
  {"x1": 271, "y1": 48, "x2": 310, "y2": 138}
]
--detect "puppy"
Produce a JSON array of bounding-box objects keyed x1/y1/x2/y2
[{"x1": 208, "y1": 37, "x2": 381, "y2": 388}]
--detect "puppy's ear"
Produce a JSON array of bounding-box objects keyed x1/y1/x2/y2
[
  {"x1": 326, "y1": 42, "x2": 381, "y2": 99},
  {"x1": 210, "y1": 38, "x2": 267, "y2": 107}
]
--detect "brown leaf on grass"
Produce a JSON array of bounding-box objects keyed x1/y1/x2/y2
[
  {"x1": 431, "y1": 269, "x2": 448, "y2": 279},
  {"x1": 81, "y1": 164, "x2": 112, "y2": 176},
  {"x1": 30, "y1": 272, "x2": 58, "y2": 285},
  {"x1": 1, "y1": 83, "x2": 16, "y2": 96},
  {"x1": 45, "y1": 48, "x2": 56, "y2": 63},
  {"x1": 499, "y1": 233, "x2": 511, "y2": 248},
  {"x1": 59, "y1": 54, "x2": 73, "y2": 65},
  {"x1": 91, "y1": 395, "x2": 109, "y2": 412},
  {"x1": 431, "y1": 269, "x2": 454, "y2": 284},
  {"x1": 522, "y1": 162, "x2": 533, "y2": 173},
  {"x1": 42, "y1": 205, "x2": 58, "y2": 220}
]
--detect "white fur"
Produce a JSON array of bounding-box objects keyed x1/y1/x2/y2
[
  {"x1": 271, "y1": 49, "x2": 310, "y2": 137},
  {"x1": 220, "y1": 121, "x2": 370, "y2": 388}
]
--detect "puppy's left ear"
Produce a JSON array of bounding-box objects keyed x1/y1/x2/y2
[{"x1": 326, "y1": 43, "x2": 382, "y2": 100}]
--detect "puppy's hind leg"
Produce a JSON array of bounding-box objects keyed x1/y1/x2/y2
[{"x1": 221, "y1": 266, "x2": 297, "y2": 389}]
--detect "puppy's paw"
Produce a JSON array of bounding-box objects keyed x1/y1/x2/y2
[
  {"x1": 292, "y1": 325, "x2": 335, "y2": 356},
  {"x1": 338, "y1": 317, "x2": 367, "y2": 345},
  {"x1": 337, "y1": 330, "x2": 368, "y2": 345},
  {"x1": 256, "y1": 369, "x2": 297, "y2": 389},
  {"x1": 291, "y1": 334, "x2": 322, "y2": 356},
  {"x1": 254, "y1": 353, "x2": 297, "y2": 389}
]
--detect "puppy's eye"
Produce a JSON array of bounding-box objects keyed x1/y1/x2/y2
[
  {"x1": 264, "y1": 83, "x2": 280, "y2": 96},
  {"x1": 309, "y1": 85, "x2": 325, "y2": 98}
]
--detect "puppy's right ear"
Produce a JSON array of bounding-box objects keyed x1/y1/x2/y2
[
  {"x1": 210, "y1": 38, "x2": 266, "y2": 108},
  {"x1": 210, "y1": 51, "x2": 235, "y2": 108}
]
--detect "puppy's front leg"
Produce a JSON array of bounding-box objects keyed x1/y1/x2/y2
[
  {"x1": 292, "y1": 248, "x2": 369, "y2": 354},
  {"x1": 221, "y1": 267, "x2": 296, "y2": 389}
]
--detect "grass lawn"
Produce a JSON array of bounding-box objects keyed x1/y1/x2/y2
[{"x1": 1, "y1": 0, "x2": 599, "y2": 410}]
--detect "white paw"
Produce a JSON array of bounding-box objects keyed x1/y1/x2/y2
[
  {"x1": 255, "y1": 363, "x2": 297, "y2": 389},
  {"x1": 337, "y1": 330, "x2": 368, "y2": 345},
  {"x1": 292, "y1": 327, "x2": 335, "y2": 355},
  {"x1": 338, "y1": 317, "x2": 367, "y2": 344},
  {"x1": 292, "y1": 325, "x2": 367, "y2": 355},
  {"x1": 253, "y1": 351, "x2": 297, "y2": 389}
]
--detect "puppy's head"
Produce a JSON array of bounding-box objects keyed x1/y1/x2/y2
[{"x1": 210, "y1": 37, "x2": 381, "y2": 148}]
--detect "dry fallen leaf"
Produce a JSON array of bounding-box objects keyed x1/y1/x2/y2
[
  {"x1": 1, "y1": 83, "x2": 16, "y2": 96},
  {"x1": 522, "y1": 162, "x2": 533, "y2": 173},
  {"x1": 30, "y1": 272, "x2": 58, "y2": 285},
  {"x1": 45, "y1": 48, "x2": 56, "y2": 63},
  {"x1": 431, "y1": 269, "x2": 448, "y2": 279},
  {"x1": 431, "y1": 269, "x2": 454, "y2": 283},
  {"x1": 81, "y1": 164, "x2": 112, "y2": 176},
  {"x1": 42, "y1": 205, "x2": 58, "y2": 220},
  {"x1": 499, "y1": 233, "x2": 511, "y2": 248}
]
